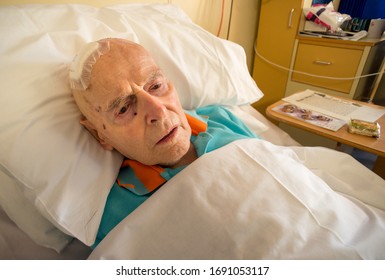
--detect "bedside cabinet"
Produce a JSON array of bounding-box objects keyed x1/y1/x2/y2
[
  {"x1": 291, "y1": 40, "x2": 363, "y2": 93},
  {"x1": 286, "y1": 36, "x2": 385, "y2": 101}
]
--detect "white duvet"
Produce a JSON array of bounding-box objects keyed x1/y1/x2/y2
[{"x1": 89, "y1": 139, "x2": 385, "y2": 260}]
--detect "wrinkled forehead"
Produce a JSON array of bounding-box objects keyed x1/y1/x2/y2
[{"x1": 91, "y1": 41, "x2": 158, "y2": 89}]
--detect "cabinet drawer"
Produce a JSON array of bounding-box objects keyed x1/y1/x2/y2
[{"x1": 292, "y1": 43, "x2": 363, "y2": 93}]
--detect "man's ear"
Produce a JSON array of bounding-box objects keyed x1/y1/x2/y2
[{"x1": 80, "y1": 118, "x2": 114, "y2": 151}]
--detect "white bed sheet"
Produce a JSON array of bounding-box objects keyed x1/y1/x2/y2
[
  {"x1": 0, "y1": 105, "x2": 292, "y2": 260},
  {"x1": 89, "y1": 136, "x2": 385, "y2": 260}
]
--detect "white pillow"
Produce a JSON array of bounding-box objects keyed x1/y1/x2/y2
[
  {"x1": 0, "y1": 3, "x2": 262, "y2": 246},
  {"x1": 0, "y1": 170, "x2": 72, "y2": 252}
]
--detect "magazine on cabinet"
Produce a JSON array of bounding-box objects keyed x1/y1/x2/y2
[
  {"x1": 276, "y1": 90, "x2": 385, "y2": 131},
  {"x1": 272, "y1": 102, "x2": 346, "y2": 131}
]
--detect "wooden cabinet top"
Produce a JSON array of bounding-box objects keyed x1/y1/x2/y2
[{"x1": 297, "y1": 34, "x2": 385, "y2": 47}]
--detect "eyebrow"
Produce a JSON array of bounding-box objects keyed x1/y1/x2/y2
[{"x1": 148, "y1": 69, "x2": 163, "y2": 81}]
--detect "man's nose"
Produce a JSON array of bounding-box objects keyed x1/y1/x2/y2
[{"x1": 138, "y1": 90, "x2": 167, "y2": 125}]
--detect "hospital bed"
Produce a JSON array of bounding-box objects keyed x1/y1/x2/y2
[{"x1": 0, "y1": 2, "x2": 385, "y2": 260}]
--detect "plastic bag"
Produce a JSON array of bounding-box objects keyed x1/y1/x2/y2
[{"x1": 303, "y1": 2, "x2": 351, "y2": 32}]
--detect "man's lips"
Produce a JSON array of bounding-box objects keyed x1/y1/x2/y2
[{"x1": 156, "y1": 127, "x2": 178, "y2": 145}]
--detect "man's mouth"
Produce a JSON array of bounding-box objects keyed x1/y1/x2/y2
[{"x1": 156, "y1": 127, "x2": 178, "y2": 145}]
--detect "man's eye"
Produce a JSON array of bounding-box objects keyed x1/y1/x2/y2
[
  {"x1": 150, "y1": 82, "x2": 162, "y2": 91},
  {"x1": 119, "y1": 106, "x2": 128, "y2": 115}
]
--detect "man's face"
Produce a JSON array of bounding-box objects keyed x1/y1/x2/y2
[{"x1": 76, "y1": 40, "x2": 191, "y2": 166}]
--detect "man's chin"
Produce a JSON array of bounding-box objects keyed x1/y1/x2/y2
[{"x1": 136, "y1": 141, "x2": 192, "y2": 168}]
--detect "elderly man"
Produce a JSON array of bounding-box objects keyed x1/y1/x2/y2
[{"x1": 70, "y1": 38, "x2": 258, "y2": 246}]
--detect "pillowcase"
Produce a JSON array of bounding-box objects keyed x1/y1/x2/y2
[{"x1": 0, "y1": 3, "x2": 263, "y2": 246}]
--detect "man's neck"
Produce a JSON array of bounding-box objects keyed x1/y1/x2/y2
[{"x1": 167, "y1": 141, "x2": 197, "y2": 169}]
